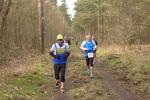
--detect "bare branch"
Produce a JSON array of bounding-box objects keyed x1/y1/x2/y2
[{"x1": 0, "y1": 0, "x2": 4, "y2": 13}]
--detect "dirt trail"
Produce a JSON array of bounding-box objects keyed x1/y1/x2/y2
[
  {"x1": 51, "y1": 45, "x2": 137, "y2": 100},
  {"x1": 94, "y1": 64, "x2": 136, "y2": 100},
  {"x1": 52, "y1": 61, "x2": 136, "y2": 100}
]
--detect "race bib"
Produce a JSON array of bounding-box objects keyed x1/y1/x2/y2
[
  {"x1": 88, "y1": 53, "x2": 94, "y2": 58},
  {"x1": 57, "y1": 48, "x2": 65, "y2": 54}
]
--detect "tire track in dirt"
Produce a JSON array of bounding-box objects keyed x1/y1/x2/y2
[{"x1": 94, "y1": 64, "x2": 136, "y2": 100}]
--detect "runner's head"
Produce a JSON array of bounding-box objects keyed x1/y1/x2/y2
[
  {"x1": 57, "y1": 34, "x2": 64, "y2": 45},
  {"x1": 86, "y1": 33, "x2": 92, "y2": 41}
]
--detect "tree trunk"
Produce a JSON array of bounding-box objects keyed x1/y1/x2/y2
[{"x1": 38, "y1": 0, "x2": 45, "y2": 53}]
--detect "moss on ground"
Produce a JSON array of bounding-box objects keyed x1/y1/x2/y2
[
  {"x1": 97, "y1": 49, "x2": 150, "y2": 100},
  {"x1": 0, "y1": 55, "x2": 54, "y2": 100}
]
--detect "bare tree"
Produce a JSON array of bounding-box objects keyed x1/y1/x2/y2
[{"x1": 38, "y1": 0, "x2": 45, "y2": 53}]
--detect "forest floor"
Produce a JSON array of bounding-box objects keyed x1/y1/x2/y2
[{"x1": 0, "y1": 44, "x2": 149, "y2": 100}]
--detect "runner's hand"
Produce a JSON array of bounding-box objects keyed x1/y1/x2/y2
[
  {"x1": 83, "y1": 48, "x2": 88, "y2": 51},
  {"x1": 94, "y1": 48, "x2": 97, "y2": 52}
]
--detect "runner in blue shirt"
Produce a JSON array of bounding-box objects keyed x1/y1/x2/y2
[
  {"x1": 49, "y1": 34, "x2": 70, "y2": 93},
  {"x1": 80, "y1": 33, "x2": 97, "y2": 79}
]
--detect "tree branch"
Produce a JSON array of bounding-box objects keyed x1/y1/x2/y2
[
  {"x1": 136, "y1": 24, "x2": 150, "y2": 28},
  {"x1": 0, "y1": 0, "x2": 4, "y2": 13}
]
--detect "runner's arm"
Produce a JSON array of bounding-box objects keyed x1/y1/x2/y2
[
  {"x1": 49, "y1": 44, "x2": 57, "y2": 58},
  {"x1": 92, "y1": 40, "x2": 97, "y2": 51},
  {"x1": 80, "y1": 41, "x2": 87, "y2": 51},
  {"x1": 49, "y1": 52, "x2": 56, "y2": 58},
  {"x1": 65, "y1": 44, "x2": 70, "y2": 58}
]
